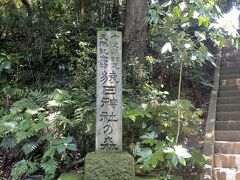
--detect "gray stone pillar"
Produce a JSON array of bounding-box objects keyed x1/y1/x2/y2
[
  {"x1": 96, "y1": 31, "x2": 122, "y2": 152},
  {"x1": 84, "y1": 31, "x2": 134, "y2": 180}
]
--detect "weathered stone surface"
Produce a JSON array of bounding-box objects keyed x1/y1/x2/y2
[
  {"x1": 214, "y1": 153, "x2": 240, "y2": 169},
  {"x1": 84, "y1": 152, "x2": 134, "y2": 180},
  {"x1": 96, "y1": 31, "x2": 122, "y2": 152},
  {"x1": 58, "y1": 173, "x2": 83, "y2": 180},
  {"x1": 215, "y1": 141, "x2": 240, "y2": 154}
]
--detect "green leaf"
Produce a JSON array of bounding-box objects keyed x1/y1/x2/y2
[
  {"x1": 129, "y1": 142, "x2": 141, "y2": 157},
  {"x1": 171, "y1": 154, "x2": 178, "y2": 167},
  {"x1": 173, "y1": 6, "x2": 181, "y2": 17},
  {"x1": 52, "y1": 138, "x2": 62, "y2": 146},
  {"x1": 67, "y1": 143, "x2": 77, "y2": 151},
  {"x1": 198, "y1": 15, "x2": 205, "y2": 26},
  {"x1": 161, "y1": 42, "x2": 172, "y2": 54},
  {"x1": 178, "y1": 156, "x2": 186, "y2": 166},
  {"x1": 191, "y1": 149, "x2": 206, "y2": 166},
  {"x1": 56, "y1": 144, "x2": 66, "y2": 153},
  {"x1": 194, "y1": 31, "x2": 206, "y2": 41},
  {"x1": 163, "y1": 147, "x2": 174, "y2": 154},
  {"x1": 179, "y1": 2, "x2": 187, "y2": 11},
  {"x1": 142, "y1": 139, "x2": 160, "y2": 146},
  {"x1": 141, "y1": 131, "x2": 158, "y2": 140},
  {"x1": 129, "y1": 115, "x2": 136, "y2": 121},
  {"x1": 151, "y1": 151, "x2": 164, "y2": 168},
  {"x1": 64, "y1": 136, "x2": 73, "y2": 144},
  {"x1": 161, "y1": 0, "x2": 172, "y2": 7},
  {"x1": 137, "y1": 148, "x2": 153, "y2": 166}
]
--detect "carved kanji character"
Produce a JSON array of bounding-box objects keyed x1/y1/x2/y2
[
  {"x1": 103, "y1": 86, "x2": 116, "y2": 95},
  {"x1": 100, "y1": 70, "x2": 108, "y2": 84},
  {"x1": 103, "y1": 125, "x2": 113, "y2": 134},
  {"x1": 101, "y1": 136, "x2": 118, "y2": 150}
]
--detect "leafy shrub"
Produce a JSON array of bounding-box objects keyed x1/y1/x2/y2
[
  {"x1": 130, "y1": 131, "x2": 206, "y2": 179},
  {"x1": 123, "y1": 98, "x2": 203, "y2": 141},
  {"x1": 0, "y1": 89, "x2": 81, "y2": 179}
]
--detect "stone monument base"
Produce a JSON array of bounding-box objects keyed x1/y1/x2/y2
[{"x1": 84, "y1": 152, "x2": 135, "y2": 180}]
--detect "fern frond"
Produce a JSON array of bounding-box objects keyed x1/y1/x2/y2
[
  {"x1": 11, "y1": 160, "x2": 38, "y2": 180},
  {"x1": 74, "y1": 107, "x2": 84, "y2": 122},
  {"x1": 16, "y1": 131, "x2": 35, "y2": 143},
  {"x1": 0, "y1": 121, "x2": 17, "y2": 135},
  {"x1": 48, "y1": 89, "x2": 75, "y2": 107},
  {"x1": 11, "y1": 87, "x2": 29, "y2": 99},
  {"x1": 22, "y1": 142, "x2": 39, "y2": 155},
  {"x1": 0, "y1": 137, "x2": 16, "y2": 149},
  {"x1": 41, "y1": 158, "x2": 58, "y2": 175},
  {"x1": 29, "y1": 90, "x2": 48, "y2": 107},
  {"x1": 74, "y1": 105, "x2": 93, "y2": 123},
  {"x1": 14, "y1": 113, "x2": 32, "y2": 121},
  {"x1": 42, "y1": 146, "x2": 56, "y2": 160},
  {"x1": 10, "y1": 98, "x2": 37, "y2": 115},
  {"x1": 2, "y1": 86, "x2": 28, "y2": 100}
]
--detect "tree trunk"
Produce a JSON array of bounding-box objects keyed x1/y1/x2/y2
[
  {"x1": 76, "y1": 0, "x2": 85, "y2": 23},
  {"x1": 124, "y1": 0, "x2": 147, "y2": 60},
  {"x1": 80, "y1": 0, "x2": 85, "y2": 15},
  {"x1": 21, "y1": 0, "x2": 32, "y2": 16}
]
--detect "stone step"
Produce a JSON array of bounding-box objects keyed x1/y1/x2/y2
[
  {"x1": 219, "y1": 90, "x2": 240, "y2": 97},
  {"x1": 214, "y1": 153, "x2": 240, "y2": 169},
  {"x1": 222, "y1": 61, "x2": 240, "y2": 68},
  {"x1": 220, "y1": 74, "x2": 240, "y2": 80},
  {"x1": 218, "y1": 97, "x2": 240, "y2": 104},
  {"x1": 215, "y1": 141, "x2": 240, "y2": 154},
  {"x1": 223, "y1": 52, "x2": 240, "y2": 57},
  {"x1": 220, "y1": 79, "x2": 240, "y2": 86},
  {"x1": 221, "y1": 67, "x2": 240, "y2": 74},
  {"x1": 222, "y1": 52, "x2": 240, "y2": 59},
  {"x1": 217, "y1": 104, "x2": 240, "y2": 112},
  {"x1": 215, "y1": 131, "x2": 240, "y2": 141},
  {"x1": 222, "y1": 46, "x2": 236, "y2": 53},
  {"x1": 216, "y1": 121, "x2": 240, "y2": 130},
  {"x1": 219, "y1": 85, "x2": 240, "y2": 91},
  {"x1": 217, "y1": 112, "x2": 240, "y2": 121},
  {"x1": 213, "y1": 167, "x2": 240, "y2": 179}
]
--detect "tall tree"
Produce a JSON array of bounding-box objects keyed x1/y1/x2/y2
[
  {"x1": 124, "y1": 0, "x2": 148, "y2": 60},
  {"x1": 21, "y1": 0, "x2": 32, "y2": 16}
]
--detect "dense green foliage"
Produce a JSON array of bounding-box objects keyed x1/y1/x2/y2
[
  {"x1": 218, "y1": 0, "x2": 240, "y2": 13},
  {"x1": 0, "y1": 0, "x2": 238, "y2": 179}
]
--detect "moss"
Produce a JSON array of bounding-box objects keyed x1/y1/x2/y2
[
  {"x1": 58, "y1": 173, "x2": 83, "y2": 180},
  {"x1": 84, "y1": 152, "x2": 135, "y2": 180}
]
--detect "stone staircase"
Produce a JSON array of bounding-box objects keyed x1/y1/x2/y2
[{"x1": 213, "y1": 47, "x2": 240, "y2": 179}]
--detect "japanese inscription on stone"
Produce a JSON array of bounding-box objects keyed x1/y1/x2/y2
[{"x1": 96, "y1": 31, "x2": 122, "y2": 152}]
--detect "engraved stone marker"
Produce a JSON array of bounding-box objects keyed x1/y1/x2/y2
[
  {"x1": 85, "y1": 31, "x2": 134, "y2": 180},
  {"x1": 96, "y1": 31, "x2": 122, "y2": 152}
]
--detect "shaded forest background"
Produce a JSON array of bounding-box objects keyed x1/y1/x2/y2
[{"x1": 0, "y1": 0, "x2": 239, "y2": 179}]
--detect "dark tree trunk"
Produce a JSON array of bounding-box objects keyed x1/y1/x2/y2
[
  {"x1": 21, "y1": 0, "x2": 32, "y2": 16},
  {"x1": 81, "y1": 0, "x2": 85, "y2": 14},
  {"x1": 124, "y1": 0, "x2": 148, "y2": 60},
  {"x1": 75, "y1": 0, "x2": 85, "y2": 23}
]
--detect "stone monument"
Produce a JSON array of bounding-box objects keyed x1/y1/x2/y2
[
  {"x1": 96, "y1": 31, "x2": 122, "y2": 152},
  {"x1": 84, "y1": 31, "x2": 135, "y2": 180}
]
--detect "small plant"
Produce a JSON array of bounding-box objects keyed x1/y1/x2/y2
[
  {"x1": 0, "y1": 89, "x2": 79, "y2": 179},
  {"x1": 131, "y1": 131, "x2": 206, "y2": 179}
]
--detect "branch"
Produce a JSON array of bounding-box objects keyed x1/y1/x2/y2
[{"x1": 65, "y1": 158, "x2": 85, "y2": 171}]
